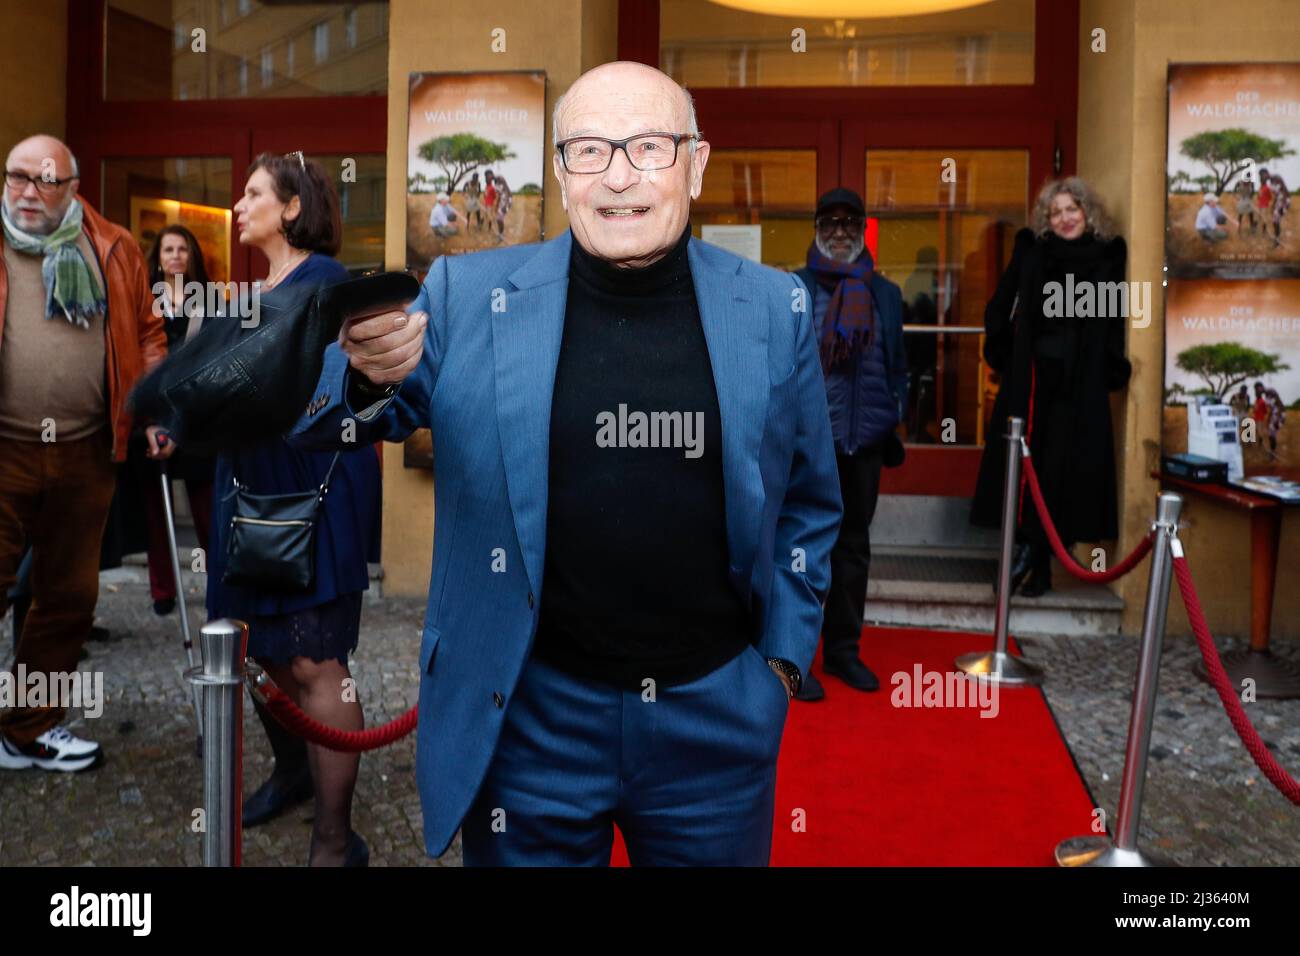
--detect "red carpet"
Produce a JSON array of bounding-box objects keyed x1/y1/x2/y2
[{"x1": 612, "y1": 626, "x2": 1098, "y2": 866}]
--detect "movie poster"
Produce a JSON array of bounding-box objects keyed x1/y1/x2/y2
[
  {"x1": 1163, "y1": 279, "x2": 1299, "y2": 474},
  {"x1": 405, "y1": 71, "x2": 546, "y2": 272},
  {"x1": 1165, "y1": 63, "x2": 1300, "y2": 279}
]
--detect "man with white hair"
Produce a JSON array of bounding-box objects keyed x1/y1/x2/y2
[
  {"x1": 428, "y1": 192, "x2": 459, "y2": 238},
  {"x1": 0, "y1": 134, "x2": 168, "y2": 772},
  {"x1": 293, "y1": 61, "x2": 841, "y2": 865},
  {"x1": 1195, "y1": 191, "x2": 1231, "y2": 242}
]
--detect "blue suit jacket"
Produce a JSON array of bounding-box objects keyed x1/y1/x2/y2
[{"x1": 291, "y1": 230, "x2": 842, "y2": 858}]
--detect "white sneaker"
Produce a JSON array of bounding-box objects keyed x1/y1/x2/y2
[{"x1": 0, "y1": 726, "x2": 102, "y2": 772}]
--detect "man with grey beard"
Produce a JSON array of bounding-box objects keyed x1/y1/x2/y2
[
  {"x1": 793, "y1": 188, "x2": 907, "y2": 700},
  {"x1": 0, "y1": 135, "x2": 167, "y2": 772}
]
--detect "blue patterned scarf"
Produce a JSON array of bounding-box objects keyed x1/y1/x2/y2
[{"x1": 806, "y1": 242, "x2": 875, "y2": 371}]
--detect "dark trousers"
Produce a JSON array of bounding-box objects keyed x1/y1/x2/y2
[
  {"x1": 0, "y1": 430, "x2": 116, "y2": 744},
  {"x1": 461, "y1": 645, "x2": 788, "y2": 866},
  {"x1": 820, "y1": 445, "x2": 884, "y2": 665},
  {"x1": 143, "y1": 473, "x2": 212, "y2": 601}
]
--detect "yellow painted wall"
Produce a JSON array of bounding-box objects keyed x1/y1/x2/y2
[
  {"x1": 1079, "y1": 0, "x2": 1300, "y2": 641},
  {"x1": 0, "y1": 1, "x2": 67, "y2": 151},
  {"x1": 381, "y1": 0, "x2": 617, "y2": 597}
]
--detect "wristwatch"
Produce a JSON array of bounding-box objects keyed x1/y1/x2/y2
[
  {"x1": 766, "y1": 657, "x2": 801, "y2": 698},
  {"x1": 347, "y1": 372, "x2": 398, "y2": 415},
  {"x1": 351, "y1": 373, "x2": 398, "y2": 400}
]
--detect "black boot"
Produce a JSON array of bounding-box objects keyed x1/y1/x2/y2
[
  {"x1": 1019, "y1": 546, "x2": 1052, "y2": 598},
  {"x1": 995, "y1": 542, "x2": 1034, "y2": 595},
  {"x1": 310, "y1": 829, "x2": 370, "y2": 867},
  {"x1": 243, "y1": 765, "x2": 312, "y2": 828},
  {"x1": 242, "y1": 695, "x2": 311, "y2": 828}
]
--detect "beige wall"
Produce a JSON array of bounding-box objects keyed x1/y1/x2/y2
[
  {"x1": 381, "y1": 0, "x2": 618, "y2": 596},
  {"x1": 0, "y1": 2, "x2": 67, "y2": 152},
  {"x1": 1079, "y1": 0, "x2": 1300, "y2": 641}
]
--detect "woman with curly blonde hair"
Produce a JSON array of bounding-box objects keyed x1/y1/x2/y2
[{"x1": 970, "y1": 177, "x2": 1131, "y2": 597}]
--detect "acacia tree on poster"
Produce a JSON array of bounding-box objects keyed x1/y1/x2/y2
[
  {"x1": 1178, "y1": 128, "x2": 1295, "y2": 194},
  {"x1": 1175, "y1": 342, "x2": 1290, "y2": 399},
  {"x1": 415, "y1": 133, "x2": 516, "y2": 197}
]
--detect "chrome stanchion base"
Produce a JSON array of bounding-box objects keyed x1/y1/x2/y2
[
  {"x1": 954, "y1": 650, "x2": 1045, "y2": 686},
  {"x1": 1193, "y1": 648, "x2": 1300, "y2": 700},
  {"x1": 1055, "y1": 835, "x2": 1173, "y2": 867}
]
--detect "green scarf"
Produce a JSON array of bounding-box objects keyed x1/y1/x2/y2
[{"x1": 1, "y1": 199, "x2": 106, "y2": 329}]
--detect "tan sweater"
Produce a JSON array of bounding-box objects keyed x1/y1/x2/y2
[{"x1": 0, "y1": 233, "x2": 107, "y2": 442}]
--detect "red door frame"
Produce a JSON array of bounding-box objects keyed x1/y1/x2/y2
[
  {"x1": 66, "y1": 0, "x2": 387, "y2": 285},
  {"x1": 619, "y1": 0, "x2": 1078, "y2": 496}
]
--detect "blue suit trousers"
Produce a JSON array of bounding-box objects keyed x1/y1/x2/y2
[{"x1": 459, "y1": 644, "x2": 790, "y2": 866}]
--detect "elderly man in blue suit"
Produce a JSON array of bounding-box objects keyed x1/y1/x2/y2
[{"x1": 292, "y1": 60, "x2": 841, "y2": 866}]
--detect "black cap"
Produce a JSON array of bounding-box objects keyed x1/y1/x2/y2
[{"x1": 815, "y1": 187, "x2": 865, "y2": 219}]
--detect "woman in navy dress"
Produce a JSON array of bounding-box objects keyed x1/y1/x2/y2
[{"x1": 209, "y1": 152, "x2": 381, "y2": 866}]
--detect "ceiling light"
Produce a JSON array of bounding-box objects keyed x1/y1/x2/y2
[{"x1": 708, "y1": 0, "x2": 995, "y2": 18}]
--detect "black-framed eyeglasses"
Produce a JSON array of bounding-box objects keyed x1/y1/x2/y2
[
  {"x1": 816, "y1": 215, "x2": 864, "y2": 237},
  {"x1": 556, "y1": 132, "x2": 697, "y2": 174},
  {"x1": 4, "y1": 170, "x2": 78, "y2": 194}
]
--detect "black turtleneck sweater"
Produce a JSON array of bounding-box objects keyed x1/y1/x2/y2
[{"x1": 531, "y1": 226, "x2": 751, "y2": 689}]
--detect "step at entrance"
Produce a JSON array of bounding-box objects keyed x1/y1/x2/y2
[{"x1": 865, "y1": 549, "x2": 1125, "y2": 637}]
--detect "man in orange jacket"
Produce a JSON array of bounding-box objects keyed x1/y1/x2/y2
[{"x1": 0, "y1": 134, "x2": 170, "y2": 772}]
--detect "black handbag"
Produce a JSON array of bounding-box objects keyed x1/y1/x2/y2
[{"x1": 222, "y1": 452, "x2": 341, "y2": 593}]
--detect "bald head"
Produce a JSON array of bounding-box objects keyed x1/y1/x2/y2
[
  {"x1": 550, "y1": 61, "x2": 709, "y2": 269},
  {"x1": 553, "y1": 62, "x2": 697, "y2": 147},
  {"x1": 4, "y1": 134, "x2": 80, "y2": 235},
  {"x1": 7, "y1": 135, "x2": 77, "y2": 179}
]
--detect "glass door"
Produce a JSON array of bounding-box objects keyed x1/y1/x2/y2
[
  {"x1": 865, "y1": 148, "x2": 1029, "y2": 452},
  {"x1": 691, "y1": 148, "x2": 819, "y2": 270},
  {"x1": 839, "y1": 119, "x2": 1051, "y2": 497},
  {"x1": 685, "y1": 128, "x2": 1041, "y2": 500},
  {"x1": 692, "y1": 118, "x2": 841, "y2": 263},
  {"x1": 71, "y1": 0, "x2": 388, "y2": 284}
]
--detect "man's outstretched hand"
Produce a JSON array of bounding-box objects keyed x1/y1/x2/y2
[{"x1": 340, "y1": 309, "x2": 428, "y2": 387}]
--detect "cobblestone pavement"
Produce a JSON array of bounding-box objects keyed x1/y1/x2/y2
[
  {"x1": 1024, "y1": 632, "x2": 1300, "y2": 866},
  {"x1": 0, "y1": 565, "x2": 1296, "y2": 866},
  {"x1": 0, "y1": 565, "x2": 452, "y2": 868}
]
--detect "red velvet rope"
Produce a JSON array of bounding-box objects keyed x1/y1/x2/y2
[
  {"x1": 1172, "y1": 555, "x2": 1300, "y2": 805},
  {"x1": 253, "y1": 676, "x2": 418, "y2": 753},
  {"x1": 1021, "y1": 452, "x2": 1154, "y2": 582}
]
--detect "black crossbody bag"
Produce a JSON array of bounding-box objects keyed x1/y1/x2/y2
[{"x1": 222, "y1": 452, "x2": 341, "y2": 593}]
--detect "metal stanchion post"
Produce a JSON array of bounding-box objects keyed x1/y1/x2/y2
[
  {"x1": 1055, "y1": 492, "x2": 1182, "y2": 867},
  {"x1": 160, "y1": 460, "x2": 203, "y2": 755},
  {"x1": 956, "y1": 415, "x2": 1044, "y2": 686},
  {"x1": 187, "y1": 619, "x2": 247, "y2": 867}
]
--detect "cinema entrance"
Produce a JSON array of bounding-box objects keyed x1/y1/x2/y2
[{"x1": 625, "y1": 0, "x2": 1102, "y2": 631}]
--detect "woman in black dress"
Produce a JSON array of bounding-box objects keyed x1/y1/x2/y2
[
  {"x1": 211, "y1": 153, "x2": 382, "y2": 865},
  {"x1": 971, "y1": 177, "x2": 1131, "y2": 596}
]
